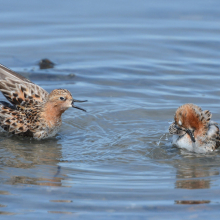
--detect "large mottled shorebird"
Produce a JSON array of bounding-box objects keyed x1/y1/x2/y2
[
  {"x1": 169, "y1": 103, "x2": 220, "y2": 153},
  {"x1": 0, "y1": 64, "x2": 87, "y2": 140}
]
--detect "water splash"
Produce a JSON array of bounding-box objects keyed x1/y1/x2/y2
[{"x1": 157, "y1": 133, "x2": 168, "y2": 146}]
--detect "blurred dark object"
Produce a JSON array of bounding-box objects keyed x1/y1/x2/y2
[{"x1": 39, "y1": 59, "x2": 55, "y2": 69}]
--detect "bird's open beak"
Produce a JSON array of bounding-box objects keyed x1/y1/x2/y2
[
  {"x1": 72, "y1": 99, "x2": 87, "y2": 112},
  {"x1": 186, "y1": 129, "x2": 196, "y2": 142}
]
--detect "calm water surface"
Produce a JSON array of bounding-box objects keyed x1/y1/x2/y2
[{"x1": 1, "y1": 0, "x2": 220, "y2": 219}]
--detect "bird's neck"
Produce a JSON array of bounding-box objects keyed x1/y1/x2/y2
[{"x1": 40, "y1": 102, "x2": 65, "y2": 127}]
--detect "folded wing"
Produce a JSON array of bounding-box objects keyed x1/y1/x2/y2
[{"x1": 0, "y1": 64, "x2": 49, "y2": 107}]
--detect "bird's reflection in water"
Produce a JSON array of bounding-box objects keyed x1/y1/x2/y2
[
  {"x1": 174, "y1": 150, "x2": 219, "y2": 205},
  {"x1": 175, "y1": 167, "x2": 218, "y2": 190},
  {"x1": 0, "y1": 134, "x2": 66, "y2": 187},
  {"x1": 175, "y1": 200, "x2": 210, "y2": 205}
]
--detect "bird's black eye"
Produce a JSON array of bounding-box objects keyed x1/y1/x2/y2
[{"x1": 60, "y1": 97, "x2": 65, "y2": 101}]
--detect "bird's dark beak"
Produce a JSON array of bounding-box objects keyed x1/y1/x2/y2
[
  {"x1": 186, "y1": 129, "x2": 196, "y2": 142},
  {"x1": 72, "y1": 99, "x2": 87, "y2": 112}
]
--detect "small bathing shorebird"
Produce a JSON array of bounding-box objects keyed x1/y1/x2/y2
[
  {"x1": 0, "y1": 64, "x2": 87, "y2": 140},
  {"x1": 169, "y1": 103, "x2": 220, "y2": 153}
]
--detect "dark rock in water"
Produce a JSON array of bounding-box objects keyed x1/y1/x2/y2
[{"x1": 39, "y1": 59, "x2": 55, "y2": 69}]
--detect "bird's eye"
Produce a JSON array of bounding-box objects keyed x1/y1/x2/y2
[{"x1": 60, "y1": 97, "x2": 65, "y2": 101}]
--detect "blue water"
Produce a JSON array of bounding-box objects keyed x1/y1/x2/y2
[{"x1": 1, "y1": 0, "x2": 220, "y2": 219}]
